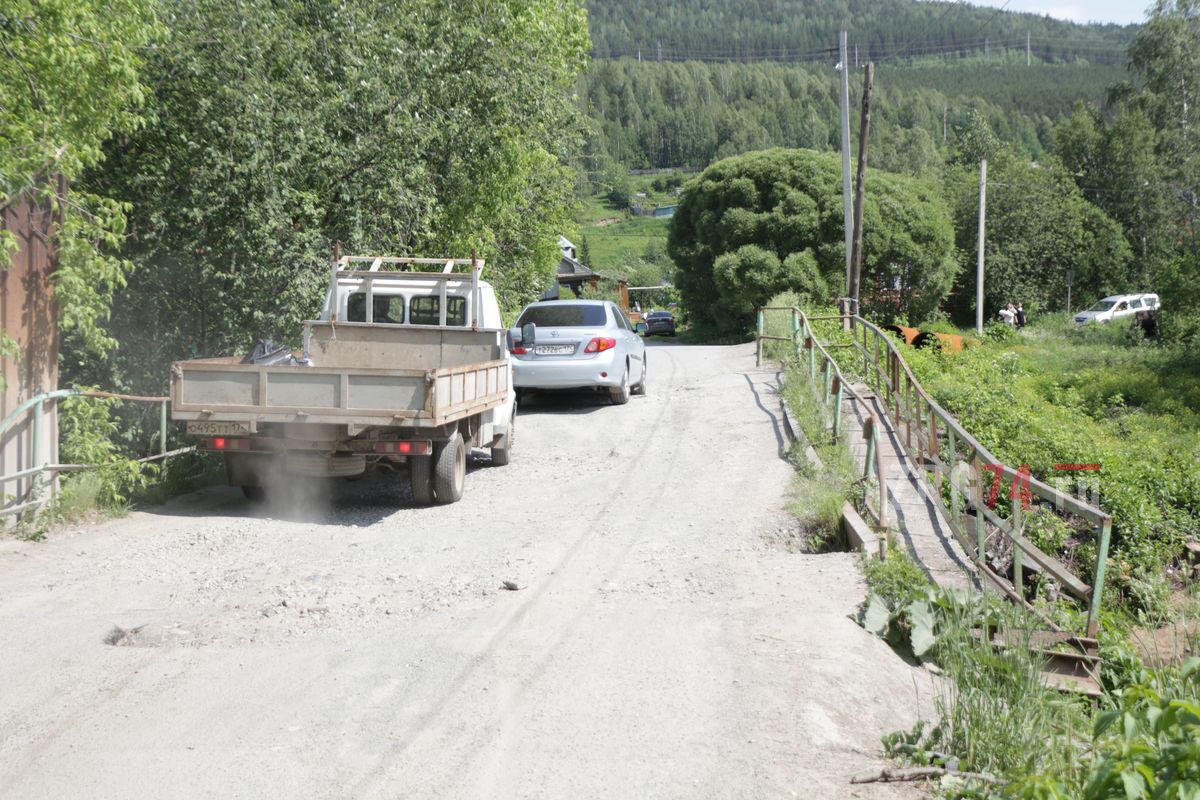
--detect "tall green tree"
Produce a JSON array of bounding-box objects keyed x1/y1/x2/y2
[
  {"x1": 943, "y1": 147, "x2": 1132, "y2": 320},
  {"x1": 0, "y1": 0, "x2": 158, "y2": 354},
  {"x1": 668, "y1": 148, "x2": 957, "y2": 332},
  {"x1": 82, "y1": 0, "x2": 588, "y2": 392}
]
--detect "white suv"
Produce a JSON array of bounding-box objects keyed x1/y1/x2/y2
[{"x1": 1074, "y1": 293, "x2": 1160, "y2": 325}]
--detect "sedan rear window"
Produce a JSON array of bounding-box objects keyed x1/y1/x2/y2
[{"x1": 517, "y1": 304, "x2": 609, "y2": 327}]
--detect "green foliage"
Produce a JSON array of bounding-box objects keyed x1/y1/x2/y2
[
  {"x1": 1083, "y1": 659, "x2": 1200, "y2": 799},
  {"x1": 57, "y1": 395, "x2": 154, "y2": 511},
  {"x1": 0, "y1": 0, "x2": 155, "y2": 202},
  {"x1": 861, "y1": 548, "x2": 932, "y2": 610},
  {"x1": 0, "y1": 0, "x2": 158, "y2": 355},
  {"x1": 874, "y1": 589, "x2": 1092, "y2": 796},
  {"x1": 943, "y1": 143, "x2": 1133, "y2": 323},
  {"x1": 669, "y1": 148, "x2": 957, "y2": 334},
  {"x1": 79, "y1": 0, "x2": 590, "y2": 395}
]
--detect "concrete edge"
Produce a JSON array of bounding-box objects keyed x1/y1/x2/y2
[{"x1": 842, "y1": 501, "x2": 885, "y2": 559}]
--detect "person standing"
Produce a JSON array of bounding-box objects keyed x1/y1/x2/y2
[
  {"x1": 1015, "y1": 302, "x2": 1027, "y2": 328},
  {"x1": 999, "y1": 304, "x2": 1016, "y2": 325}
]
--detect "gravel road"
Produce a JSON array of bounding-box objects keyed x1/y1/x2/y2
[{"x1": 0, "y1": 342, "x2": 929, "y2": 799}]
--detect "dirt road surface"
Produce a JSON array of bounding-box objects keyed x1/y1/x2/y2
[{"x1": 0, "y1": 342, "x2": 930, "y2": 799}]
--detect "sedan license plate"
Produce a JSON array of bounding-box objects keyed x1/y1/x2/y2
[
  {"x1": 187, "y1": 421, "x2": 250, "y2": 436},
  {"x1": 534, "y1": 344, "x2": 575, "y2": 355}
]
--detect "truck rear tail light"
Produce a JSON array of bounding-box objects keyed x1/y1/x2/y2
[
  {"x1": 584, "y1": 337, "x2": 616, "y2": 353},
  {"x1": 205, "y1": 437, "x2": 251, "y2": 451},
  {"x1": 374, "y1": 440, "x2": 431, "y2": 455}
]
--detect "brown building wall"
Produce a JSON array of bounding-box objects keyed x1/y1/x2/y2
[{"x1": 1, "y1": 183, "x2": 61, "y2": 513}]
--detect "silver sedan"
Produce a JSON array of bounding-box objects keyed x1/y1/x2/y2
[{"x1": 510, "y1": 300, "x2": 647, "y2": 404}]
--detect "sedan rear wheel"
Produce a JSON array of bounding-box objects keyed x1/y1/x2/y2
[
  {"x1": 632, "y1": 357, "x2": 647, "y2": 396},
  {"x1": 610, "y1": 364, "x2": 631, "y2": 405}
]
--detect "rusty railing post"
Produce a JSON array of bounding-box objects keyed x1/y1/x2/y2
[
  {"x1": 1011, "y1": 493, "x2": 1025, "y2": 600},
  {"x1": 1087, "y1": 518, "x2": 1113, "y2": 637},
  {"x1": 755, "y1": 309, "x2": 764, "y2": 367},
  {"x1": 831, "y1": 375, "x2": 843, "y2": 441}
]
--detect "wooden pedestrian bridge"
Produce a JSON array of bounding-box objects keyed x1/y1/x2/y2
[{"x1": 756, "y1": 306, "x2": 1113, "y2": 695}]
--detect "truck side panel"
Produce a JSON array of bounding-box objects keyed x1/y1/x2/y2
[
  {"x1": 306, "y1": 323, "x2": 500, "y2": 370},
  {"x1": 172, "y1": 359, "x2": 507, "y2": 427}
]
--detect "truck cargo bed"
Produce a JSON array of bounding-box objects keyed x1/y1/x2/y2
[{"x1": 171, "y1": 324, "x2": 508, "y2": 428}]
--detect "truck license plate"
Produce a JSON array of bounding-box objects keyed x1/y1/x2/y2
[
  {"x1": 186, "y1": 421, "x2": 250, "y2": 436},
  {"x1": 534, "y1": 345, "x2": 575, "y2": 355}
]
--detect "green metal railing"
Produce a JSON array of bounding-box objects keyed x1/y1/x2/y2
[
  {"x1": 757, "y1": 306, "x2": 891, "y2": 554},
  {"x1": 1, "y1": 389, "x2": 193, "y2": 521},
  {"x1": 757, "y1": 307, "x2": 1113, "y2": 638}
]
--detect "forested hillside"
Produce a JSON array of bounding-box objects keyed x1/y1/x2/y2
[
  {"x1": 579, "y1": 0, "x2": 1140, "y2": 175},
  {"x1": 587, "y1": 0, "x2": 1135, "y2": 63},
  {"x1": 580, "y1": 60, "x2": 1125, "y2": 173}
]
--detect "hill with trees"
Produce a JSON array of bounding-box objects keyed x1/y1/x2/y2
[{"x1": 586, "y1": 0, "x2": 1136, "y2": 64}]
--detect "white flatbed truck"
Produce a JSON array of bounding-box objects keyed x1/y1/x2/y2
[{"x1": 170, "y1": 256, "x2": 515, "y2": 504}]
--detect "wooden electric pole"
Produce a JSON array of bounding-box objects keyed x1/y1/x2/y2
[
  {"x1": 839, "y1": 31, "x2": 853, "y2": 296},
  {"x1": 848, "y1": 63, "x2": 874, "y2": 323}
]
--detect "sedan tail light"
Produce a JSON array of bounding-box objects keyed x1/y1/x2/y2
[
  {"x1": 584, "y1": 337, "x2": 616, "y2": 353},
  {"x1": 511, "y1": 345, "x2": 528, "y2": 355}
]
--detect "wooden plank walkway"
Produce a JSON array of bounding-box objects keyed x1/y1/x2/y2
[{"x1": 841, "y1": 382, "x2": 977, "y2": 592}]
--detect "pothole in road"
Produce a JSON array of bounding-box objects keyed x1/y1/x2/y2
[{"x1": 104, "y1": 623, "x2": 193, "y2": 648}]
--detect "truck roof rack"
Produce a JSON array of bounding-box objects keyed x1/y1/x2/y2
[
  {"x1": 322, "y1": 254, "x2": 488, "y2": 328},
  {"x1": 335, "y1": 256, "x2": 487, "y2": 277}
]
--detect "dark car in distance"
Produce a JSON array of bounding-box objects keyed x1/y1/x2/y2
[{"x1": 642, "y1": 310, "x2": 677, "y2": 337}]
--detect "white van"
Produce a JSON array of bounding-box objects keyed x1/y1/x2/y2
[{"x1": 1074, "y1": 293, "x2": 1160, "y2": 325}]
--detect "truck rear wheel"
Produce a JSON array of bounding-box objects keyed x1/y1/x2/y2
[
  {"x1": 434, "y1": 432, "x2": 466, "y2": 504},
  {"x1": 409, "y1": 455, "x2": 434, "y2": 504}
]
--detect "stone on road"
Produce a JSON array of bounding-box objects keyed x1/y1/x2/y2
[{"x1": 0, "y1": 342, "x2": 927, "y2": 799}]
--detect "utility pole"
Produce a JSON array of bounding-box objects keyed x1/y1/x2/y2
[
  {"x1": 976, "y1": 158, "x2": 988, "y2": 335},
  {"x1": 656, "y1": 40, "x2": 662, "y2": 62},
  {"x1": 854, "y1": 44, "x2": 859, "y2": 69},
  {"x1": 985, "y1": 37, "x2": 990, "y2": 65},
  {"x1": 848, "y1": 63, "x2": 874, "y2": 324},
  {"x1": 1026, "y1": 32, "x2": 1031, "y2": 67},
  {"x1": 839, "y1": 31, "x2": 853, "y2": 296}
]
